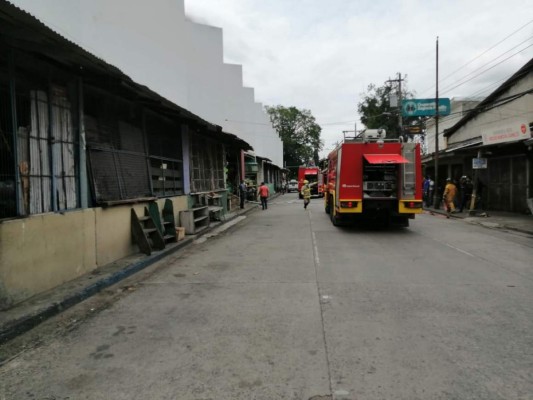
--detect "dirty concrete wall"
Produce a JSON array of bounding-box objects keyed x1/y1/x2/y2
[
  {"x1": 94, "y1": 197, "x2": 188, "y2": 266},
  {"x1": 0, "y1": 196, "x2": 189, "y2": 310},
  {"x1": 0, "y1": 209, "x2": 96, "y2": 310}
]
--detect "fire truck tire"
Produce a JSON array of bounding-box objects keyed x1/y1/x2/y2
[
  {"x1": 330, "y1": 200, "x2": 341, "y2": 226},
  {"x1": 325, "y1": 199, "x2": 330, "y2": 214}
]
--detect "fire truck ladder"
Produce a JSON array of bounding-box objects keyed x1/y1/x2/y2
[{"x1": 401, "y1": 143, "x2": 416, "y2": 198}]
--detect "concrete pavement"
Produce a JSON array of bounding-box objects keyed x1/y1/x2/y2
[
  {"x1": 426, "y1": 206, "x2": 533, "y2": 236},
  {"x1": 0, "y1": 199, "x2": 262, "y2": 345},
  {"x1": 1, "y1": 197, "x2": 531, "y2": 346}
]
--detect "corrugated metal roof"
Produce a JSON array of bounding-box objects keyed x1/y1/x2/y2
[{"x1": 0, "y1": 0, "x2": 253, "y2": 151}]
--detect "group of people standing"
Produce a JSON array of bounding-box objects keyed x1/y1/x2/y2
[
  {"x1": 239, "y1": 180, "x2": 270, "y2": 210},
  {"x1": 238, "y1": 179, "x2": 315, "y2": 211},
  {"x1": 424, "y1": 175, "x2": 477, "y2": 217}
]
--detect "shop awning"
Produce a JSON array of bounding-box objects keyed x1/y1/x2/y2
[{"x1": 363, "y1": 154, "x2": 409, "y2": 164}]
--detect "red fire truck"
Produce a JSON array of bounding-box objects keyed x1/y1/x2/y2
[
  {"x1": 298, "y1": 166, "x2": 324, "y2": 198},
  {"x1": 324, "y1": 129, "x2": 423, "y2": 227}
]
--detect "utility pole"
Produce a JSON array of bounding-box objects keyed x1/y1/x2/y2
[
  {"x1": 433, "y1": 36, "x2": 440, "y2": 209},
  {"x1": 386, "y1": 73, "x2": 404, "y2": 138},
  {"x1": 397, "y1": 72, "x2": 403, "y2": 133}
]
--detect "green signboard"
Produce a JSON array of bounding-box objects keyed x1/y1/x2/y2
[{"x1": 401, "y1": 98, "x2": 451, "y2": 117}]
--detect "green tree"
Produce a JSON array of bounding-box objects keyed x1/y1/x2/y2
[
  {"x1": 265, "y1": 105, "x2": 323, "y2": 174},
  {"x1": 357, "y1": 82, "x2": 416, "y2": 138}
]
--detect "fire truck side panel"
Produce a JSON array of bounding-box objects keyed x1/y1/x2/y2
[{"x1": 337, "y1": 143, "x2": 363, "y2": 212}]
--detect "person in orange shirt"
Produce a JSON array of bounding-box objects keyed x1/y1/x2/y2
[
  {"x1": 442, "y1": 178, "x2": 457, "y2": 217},
  {"x1": 257, "y1": 182, "x2": 270, "y2": 210}
]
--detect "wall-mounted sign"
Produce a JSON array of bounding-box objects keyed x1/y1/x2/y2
[
  {"x1": 401, "y1": 98, "x2": 451, "y2": 117},
  {"x1": 481, "y1": 121, "x2": 531, "y2": 145},
  {"x1": 472, "y1": 158, "x2": 487, "y2": 169}
]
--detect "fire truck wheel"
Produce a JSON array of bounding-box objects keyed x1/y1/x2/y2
[
  {"x1": 325, "y1": 200, "x2": 330, "y2": 214},
  {"x1": 330, "y1": 204, "x2": 341, "y2": 226}
]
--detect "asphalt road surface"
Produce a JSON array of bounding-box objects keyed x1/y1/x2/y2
[{"x1": 1, "y1": 193, "x2": 532, "y2": 400}]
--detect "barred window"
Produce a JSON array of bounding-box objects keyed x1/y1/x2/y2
[{"x1": 190, "y1": 135, "x2": 224, "y2": 193}]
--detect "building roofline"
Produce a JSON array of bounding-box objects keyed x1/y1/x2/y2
[{"x1": 444, "y1": 57, "x2": 533, "y2": 138}]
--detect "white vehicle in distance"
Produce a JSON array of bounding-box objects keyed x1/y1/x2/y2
[{"x1": 287, "y1": 179, "x2": 298, "y2": 192}]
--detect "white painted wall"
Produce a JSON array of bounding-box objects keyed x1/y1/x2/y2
[
  {"x1": 424, "y1": 98, "x2": 482, "y2": 154},
  {"x1": 10, "y1": 0, "x2": 283, "y2": 167},
  {"x1": 447, "y1": 80, "x2": 533, "y2": 145}
]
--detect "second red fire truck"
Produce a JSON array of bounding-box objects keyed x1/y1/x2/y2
[
  {"x1": 297, "y1": 166, "x2": 324, "y2": 198},
  {"x1": 324, "y1": 129, "x2": 423, "y2": 227}
]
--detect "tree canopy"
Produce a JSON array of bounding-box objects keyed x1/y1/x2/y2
[
  {"x1": 357, "y1": 82, "x2": 417, "y2": 138},
  {"x1": 265, "y1": 105, "x2": 323, "y2": 172}
]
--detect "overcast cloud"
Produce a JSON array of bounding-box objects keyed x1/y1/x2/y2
[{"x1": 185, "y1": 0, "x2": 533, "y2": 155}]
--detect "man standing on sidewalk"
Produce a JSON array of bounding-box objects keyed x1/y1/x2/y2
[{"x1": 258, "y1": 182, "x2": 269, "y2": 210}]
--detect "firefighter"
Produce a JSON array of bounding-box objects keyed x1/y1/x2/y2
[
  {"x1": 301, "y1": 180, "x2": 316, "y2": 209},
  {"x1": 442, "y1": 178, "x2": 457, "y2": 217}
]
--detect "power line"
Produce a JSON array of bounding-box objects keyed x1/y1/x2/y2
[
  {"x1": 419, "y1": 19, "x2": 533, "y2": 96},
  {"x1": 441, "y1": 20, "x2": 533, "y2": 84},
  {"x1": 439, "y1": 37, "x2": 533, "y2": 94},
  {"x1": 441, "y1": 43, "x2": 533, "y2": 96}
]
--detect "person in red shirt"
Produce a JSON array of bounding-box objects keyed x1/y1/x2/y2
[{"x1": 257, "y1": 182, "x2": 270, "y2": 210}]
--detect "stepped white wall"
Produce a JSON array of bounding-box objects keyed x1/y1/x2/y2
[{"x1": 10, "y1": 0, "x2": 283, "y2": 166}]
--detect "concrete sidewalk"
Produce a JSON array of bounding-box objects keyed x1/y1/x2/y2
[
  {"x1": 426, "y1": 206, "x2": 533, "y2": 236},
  {"x1": 0, "y1": 200, "x2": 262, "y2": 345}
]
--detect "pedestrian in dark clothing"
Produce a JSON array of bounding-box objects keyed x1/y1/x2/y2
[
  {"x1": 459, "y1": 176, "x2": 473, "y2": 212},
  {"x1": 476, "y1": 179, "x2": 485, "y2": 210},
  {"x1": 425, "y1": 176, "x2": 435, "y2": 207},
  {"x1": 258, "y1": 182, "x2": 269, "y2": 210},
  {"x1": 423, "y1": 176, "x2": 430, "y2": 206},
  {"x1": 239, "y1": 180, "x2": 247, "y2": 209}
]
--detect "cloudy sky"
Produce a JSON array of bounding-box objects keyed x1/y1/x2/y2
[{"x1": 185, "y1": 0, "x2": 533, "y2": 155}]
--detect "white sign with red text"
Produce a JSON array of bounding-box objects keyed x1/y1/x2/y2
[{"x1": 482, "y1": 121, "x2": 531, "y2": 145}]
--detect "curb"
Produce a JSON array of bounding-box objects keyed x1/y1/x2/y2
[
  {"x1": 0, "y1": 204, "x2": 258, "y2": 345},
  {"x1": 425, "y1": 208, "x2": 533, "y2": 235}
]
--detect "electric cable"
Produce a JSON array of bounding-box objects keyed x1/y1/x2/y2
[
  {"x1": 419, "y1": 19, "x2": 533, "y2": 96},
  {"x1": 440, "y1": 39, "x2": 533, "y2": 95}
]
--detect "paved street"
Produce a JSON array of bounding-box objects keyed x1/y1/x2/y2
[{"x1": 1, "y1": 193, "x2": 532, "y2": 400}]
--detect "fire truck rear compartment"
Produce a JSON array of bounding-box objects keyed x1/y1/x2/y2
[
  {"x1": 362, "y1": 162, "x2": 398, "y2": 198},
  {"x1": 360, "y1": 161, "x2": 410, "y2": 226}
]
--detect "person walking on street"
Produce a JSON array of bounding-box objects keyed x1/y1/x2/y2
[
  {"x1": 258, "y1": 182, "x2": 269, "y2": 210},
  {"x1": 301, "y1": 180, "x2": 313, "y2": 209},
  {"x1": 442, "y1": 178, "x2": 457, "y2": 217},
  {"x1": 238, "y1": 180, "x2": 247, "y2": 209}
]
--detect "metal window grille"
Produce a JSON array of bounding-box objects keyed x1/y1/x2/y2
[
  {"x1": 190, "y1": 135, "x2": 224, "y2": 193},
  {"x1": 146, "y1": 112, "x2": 184, "y2": 197}
]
